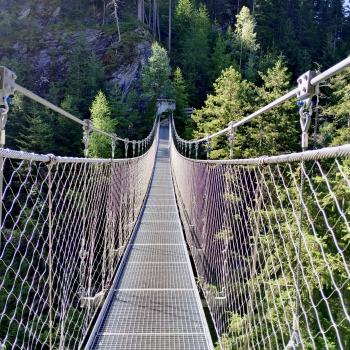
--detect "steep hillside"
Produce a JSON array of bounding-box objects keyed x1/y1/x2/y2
[{"x1": 0, "y1": 0, "x2": 152, "y2": 96}]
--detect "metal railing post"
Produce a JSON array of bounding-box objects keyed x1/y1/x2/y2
[
  {"x1": 228, "y1": 121, "x2": 235, "y2": 159},
  {"x1": 111, "y1": 134, "x2": 117, "y2": 159},
  {"x1": 124, "y1": 139, "x2": 129, "y2": 158},
  {"x1": 0, "y1": 67, "x2": 16, "y2": 249},
  {"x1": 83, "y1": 120, "x2": 92, "y2": 158},
  {"x1": 206, "y1": 135, "x2": 211, "y2": 160},
  {"x1": 132, "y1": 140, "x2": 136, "y2": 158}
]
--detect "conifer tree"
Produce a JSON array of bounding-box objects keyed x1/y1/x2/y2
[
  {"x1": 240, "y1": 58, "x2": 298, "y2": 157},
  {"x1": 89, "y1": 91, "x2": 115, "y2": 158},
  {"x1": 232, "y1": 6, "x2": 259, "y2": 69},
  {"x1": 173, "y1": 67, "x2": 190, "y2": 136},
  {"x1": 17, "y1": 106, "x2": 54, "y2": 154},
  {"x1": 61, "y1": 42, "x2": 105, "y2": 118},
  {"x1": 142, "y1": 42, "x2": 172, "y2": 101},
  {"x1": 322, "y1": 67, "x2": 350, "y2": 145},
  {"x1": 210, "y1": 33, "x2": 233, "y2": 85},
  {"x1": 193, "y1": 67, "x2": 255, "y2": 158},
  {"x1": 173, "y1": 0, "x2": 211, "y2": 105}
]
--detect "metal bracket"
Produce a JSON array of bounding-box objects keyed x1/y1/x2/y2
[
  {"x1": 215, "y1": 289, "x2": 227, "y2": 301},
  {"x1": 297, "y1": 71, "x2": 316, "y2": 101},
  {"x1": 297, "y1": 71, "x2": 317, "y2": 151},
  {"x1": 0, "y1": 66, "x2": 17, "y2": 112},
  {"x1": 0, "y1": 67, "x2": 17, "y2": 148},
  {"x1": 81, "y1": 289, "x2": 107, "y2": 308},
  {"x1": 113, "y1": 245, "x2": 126, "y2": 259}
]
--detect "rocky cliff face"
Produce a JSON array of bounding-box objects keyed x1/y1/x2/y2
[{"x1": 0, "y1": 0, "x2": 152, "y2": 96}]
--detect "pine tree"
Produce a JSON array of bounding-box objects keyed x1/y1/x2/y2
[
  {"x1": 53, "y1": 95, "x2": 83, "y2": 156},
  {"x1": 142, "y1": 42, "x2": 172, "y2": 101},
  {"x1": 240, "y1": 58, "x2": 298, "y2": 157},
  {"x1": 232, "y1": 6, "x2": 259, "y2": 69},
  {"x1": 210, "y1": 33, "x2": 233, "y2": 85},
  {"x1": 60, "y1": 41, "x2": 105, "y2": 118},
  {"x1": 173, "y1": 67, "x2": 190, "y2": 136},
  {"x1": 173, "y1": 0, "x2": 211, "y2": 105},
  {"x1": 193, "y1": 66, "x2": 255, "y2": 158},
  {"x1": 88, "y1": 91, "x2": 116, "y2": 158},
  {"x1": 321, "y1": 67, "x2": 350, "y2": 146},
  {"x1": 17, "y1": 105, "x2": 54, "y2": 154}
]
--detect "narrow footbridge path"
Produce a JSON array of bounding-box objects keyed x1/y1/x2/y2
[{"x1": 89, "y1": 124, "x2": 213, "y2": 350}]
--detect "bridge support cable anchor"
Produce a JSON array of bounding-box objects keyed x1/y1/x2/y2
[
  {"x1": 46, "y1": 154, "x2": 57, "y2": 350},
  {"x1": 83, "y1": 119, "x2": 92, "y2": 158}
]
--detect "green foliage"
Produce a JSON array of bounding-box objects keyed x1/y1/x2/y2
[
  {"x1": 89, "y1": 91, "x2": 116, "y2": 158},
  {"x1": 173, "y1": 0, "x2": 211, "y2": 105},
  {"x1": 234, "y1": 6, "x2": 259, "y2": 55},
  {"x1": 209, "y1": 33, "x2": 233, "y2": 85},
  {"x1": 142, "y1": 42, "x2": 172, "y2": 100},
  {"x1": 238, "y1": 59, "x2": 299, "y2": 157},
  {"x1": 173, "y1": 67, "x2": 193, "y2": 138},
  {"x1": 62, "y1": 42, "x2": 105, "y2": 118},
  {"x1": 192, "y1": 67, "x2": 255, "y2": 159},
  {"x1": 321, "y1": 67, "x2": 350, "y2": 146}
]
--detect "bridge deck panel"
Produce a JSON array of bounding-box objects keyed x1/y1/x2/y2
[{"x1": 91, "y1": 125, "x2": 213, "y2": 350}]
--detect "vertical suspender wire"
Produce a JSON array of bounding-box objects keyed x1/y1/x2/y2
[
  {"x1": 80, "y1": 121, "x2": 90, "y2": 338},
  {"x1": 0, "y1": 110, "x2": 5, "y2": 250},
  {"x1": 48, "y1": 157, "x2": 54, "y2": 350}
]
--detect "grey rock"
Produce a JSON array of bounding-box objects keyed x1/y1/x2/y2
[
  {"x1": 13, "y1": 42, "x2": 28, "y2": 55},
  {"x1": 109, "y1": 41, "x2": 151, "y2": 95},
  {"x1": 18, "y1": 8, "x2": 30, "y2": 20},
  {"x1": 52, "y1": 7, "x2": 61, "y2": 18}
]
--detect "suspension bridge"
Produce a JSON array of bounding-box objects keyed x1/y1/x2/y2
[{"x1": 0, "y1": 56, "x2": 350, "y2": 350}]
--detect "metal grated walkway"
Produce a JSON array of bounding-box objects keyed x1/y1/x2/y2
[{"x1": 88, "y1": 123, "x2": 213, "y2": 350}]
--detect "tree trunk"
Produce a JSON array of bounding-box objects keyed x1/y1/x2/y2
[
  {"x1": 102, "y1": 0, "x2": 106, "y2": 25},
  {"x1": 152, "y1": 0, "x2": 157, "y2": 36},
  {"x1": 149, "y1": 0, "x2": 152, "y2": 28},
  {"x1": 168, "y1": 0, "x2": 172, "y2": 52},
  {"x1": 137, "y1": 0, "x2": 145, "y2": 23}
]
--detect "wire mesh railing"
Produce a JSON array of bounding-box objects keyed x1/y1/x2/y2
[
  {"x1": 0, "y1": 124, "x2": 158, "y2": 349},
  {"x1": 171, "y1": 124, "x2": 350, "y2": 349}
]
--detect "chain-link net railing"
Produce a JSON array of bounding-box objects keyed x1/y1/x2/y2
[
  {"x1": 0, "y1": 125, "x2": 158, "y2": 350},
  {"x1": 171, "y1": 126, "x2": 350, "y2": 349}
]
